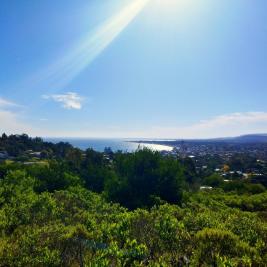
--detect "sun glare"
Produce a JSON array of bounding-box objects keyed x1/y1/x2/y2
[
  {"x1": 28, "y1": 0, "x2": 150, "y2": 90},
  {"x1": 155, "y1": 0, "x2": 196, "y2": 13},
  {"x1": 156, "y1": 0, "x2": 189, "y2": 7}
]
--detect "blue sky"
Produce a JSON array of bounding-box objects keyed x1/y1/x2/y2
[{"x1": 0, "y1": 0, "x2": 267, "y2": 138}]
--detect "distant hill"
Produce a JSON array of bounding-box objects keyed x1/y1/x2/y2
[
  {"x1": 133, "y1": 134, "x2": 267, "y2": 147},
  {"x1": 170, "y1": 134, "x2": 267, "y2": 143},
  {"x1": 224, "y1": 134, "x2": 267, "y2": 143}
]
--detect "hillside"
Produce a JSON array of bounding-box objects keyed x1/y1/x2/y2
[{"x1": 0, "y1": 134, "x2": 266, "y2": 266}]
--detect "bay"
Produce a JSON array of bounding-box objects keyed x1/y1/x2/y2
[{"x1": 45, "y1": 138, "x2": 173, "y2": 152}]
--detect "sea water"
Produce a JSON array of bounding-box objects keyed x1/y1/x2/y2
[{"x1": 45, "y1": 138, "x2": 173, "y2": 152}]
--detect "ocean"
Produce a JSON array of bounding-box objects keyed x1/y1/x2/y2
[{"x1": 45, "y1": 138, "x2": 173, "y2": 152}]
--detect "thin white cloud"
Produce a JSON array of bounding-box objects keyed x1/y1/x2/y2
[
  {"x1": 146, "y1": 112, "x2": 267, "y2": 139},
  {"x1": 0, "y1": 110, "x2": 31, "y2": 134},
  {"x1": 0, "y1": 97, "x2": 20, "y2": 109},
  {"x1": 197, "y1": 112, "x2": 267, "y2": 128},
  {"x1": 42, "y1": 92, "x2": 84, "y2": 110},
  {"x1": 36, "y1": 112, "x2": 267, "y2": 139},
  {"x1": 1, "y1": 106, "x2": 267, "y2": 139},
  {"x1": 0, "y1": 97, "x2": 33, "y2": 135}
]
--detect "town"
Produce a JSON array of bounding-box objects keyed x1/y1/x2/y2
[{"x1": 139, "y1": 137, "x2": 267, "y2": 189}]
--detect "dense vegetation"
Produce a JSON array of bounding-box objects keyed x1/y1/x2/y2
[{"x1": 0, "y1": 134, "x2": 266, "y2": 266}]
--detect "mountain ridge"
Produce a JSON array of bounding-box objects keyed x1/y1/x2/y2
[{"x1": 133, "y1": 134, "x2": 267, "y2": 145}]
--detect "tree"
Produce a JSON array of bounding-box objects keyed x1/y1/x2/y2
[{"x1": 203, "y1": 174, "x2": 223, "y2": 187}]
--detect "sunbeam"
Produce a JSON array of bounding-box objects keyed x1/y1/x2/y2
[{"x1": 30, "y1": 0, "x2": 150, "y2": 91}]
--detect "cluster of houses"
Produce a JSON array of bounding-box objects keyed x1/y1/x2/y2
[
  {"x1": 25, "y1": 150, "x2": 42, "y2": 158},
  {"x1": 0, "y1": 150, "x2": 44, "y2": 165}
]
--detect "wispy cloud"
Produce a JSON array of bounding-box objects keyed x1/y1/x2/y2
[
  {"x1": 1, "y1": 107, "x2": 267, "y2": 139},
  {"x1": 33, "y1": 111, "x2": 267, "y2": 139},
  {"x1": 0, "y1": 110, "x2": 31, "y2": 134},
  {"x1": 0, "y1": 97, "x2": 33, "y2": 135},
  {"x1": 146, "y1": 112, "x2": 267, "y2": 139},
  {"x1": 0, "y1": 97, "x2": 21, "y2": 109},
  {"x1": 42, "y1": 92, "x2": 84, "y2": 110},
  {"x1": 196, "y1": 112, "x2": 267, "y2": 128}
]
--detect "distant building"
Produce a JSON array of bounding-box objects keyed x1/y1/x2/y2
[
  {"x1": 243, "y1": 173, "x2": 250, "y2": 179},
  {"x1": 29, "y1": 152, "x2": 42, "y2": 158},
  {"x1": 200, "y1": 186, "x2": 213, "y2": 190}
]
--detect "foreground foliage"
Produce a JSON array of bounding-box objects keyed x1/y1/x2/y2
[
  {"x1": 0, "y1": 134, "x2": 266, "y2": 266},
  {"x1": 0, "y1": 169, "x2": 266, "y2": 266}
]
